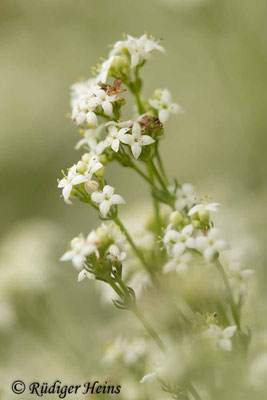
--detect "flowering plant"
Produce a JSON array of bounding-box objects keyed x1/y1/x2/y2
[{"x1": 58, "y1": 34, "x2": 254, "y2": 400}]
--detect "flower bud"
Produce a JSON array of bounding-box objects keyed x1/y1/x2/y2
[
  {"x1": 193, "y1": 220, "x2": 202, "y2": 230},
  {"x1": 84, "y1": 180, "x2": 99, "y2": 195},
  {"x1": 183, "y1": 218, "x2": 190, "y2": 226},
  {"x1": 99, "y1": 154, "x2": 108, "y2": 165},
  {"x1": 199, "y1": 209, "x2": 209, "y2": 225},
  {"x1": 96, "y1": 227, "x2": 111, "y2": 247},
  {"x1": 94, "y1": 166, "x2": 105, "y2": 178},
  {"x1": 76, "y1": 160, "x2": 87, "y2": 174},
  {"x1": 82, "y1": 153, "x2": 91, "y2": 163},
  {"x1": 112, "y1": 55, "x2": 128, "y2": 71},
  {"x1": 170, "y1": 211, "x2": 183, "y2": 226}
]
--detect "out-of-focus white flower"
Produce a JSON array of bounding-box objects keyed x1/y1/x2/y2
[
  {"x1": 250, "y1": 352, "x2": 267, "y2": 388},
  {"x1": 163, "y1": 252, "x2": 192, "y2": 274},
  {"x1": 100, "y1": 222, "x2": 126, "y2": 244},
  {"x1": 96, "y1": 55, "x2": 116, "y2": 83},
  {"x1": 127, "y1": 270, "x2": 151, "y2": 298},
  {"x1": 149, "y1": 89, "x2": 183, "y2": 123},
  {"x1": 164, "y1": 224, "x2": 195, "y2": 255},
  {"x1": 226, "y1": 261, "x2": 254, "y2": 296},
  {"x1": 174, "y1": 183, "x2": 196, "y2": 211},
  {"x1": 195, "y1": 228, "x2": 228, "y2": 262},
  {"x1": 104, "y1": 337, "x2": 148, "y2": 366},
  {"x1": 203, "y1": 324, "x2": 237, "y2": 351},
  {"x1": 110, "y1": 34, "x2": 165, "y2": 68},
  {"x1": 70, "y1": 78, "x2": 96, "y2": 106},
  {"x1": 105, "y1": 123, "x2": 130, "y2": 152},
  {"x1": 121, "y1": 121, "x2": 155, "y2": 159},
  {"x1": 60, "y1": 234, "x2": 97, "y2": 269},
  {"x1": 58, "y1": 165, "x2": 88, "y2": 204},
  {"x1": 75, "y1": 124, "x2": 106, "y2": 151},
  {"x1": 107, "y1": 244, "x2": 126, "y2": 262},
  {"x1": 78, "y1": 269, "x2": 94, "y2": 282},
  {"x1": 188, "y1": 202, "x2": 221, "y2": 216},
  {"x1": 91, "y1": 185, "x2": 125, "y2": 217}
]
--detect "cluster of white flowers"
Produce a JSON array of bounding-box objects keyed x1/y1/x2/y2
[
  {"x1": 58, "y1": 33, "x2": 256, "y2": 400},
  {"x1": 60, "y1": 222, "x2": 127, "y2": 281}
]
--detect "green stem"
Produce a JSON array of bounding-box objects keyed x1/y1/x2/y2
[
  {"x1": 187, "y1": 383, "x2": 202, "y2": 400},
  {"x1": 148, "y1": 163, "x2": 161, "y2": 239},
  {"x1": 133, "y1": 306, "x2": 166, "y2": 352},
  {"x1": 113, "y1": 216, "x2": 151, "y2": 273},
  {"x1": 214, "y1": 259, "x2": 241, "y2": 329},
  {"x1": 130, "y1": 162, "x2": 155, "y2": 187},
  {"x1": 155, "y1": 145, "x2": 168, "y2": 183},
  {"x1": 149, "y1": 160, "x2": 169, "y2": 194}
]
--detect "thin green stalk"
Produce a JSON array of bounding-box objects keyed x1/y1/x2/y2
[
  {"x1": 113, "y1": 216, "x2": 151, "y2": 273},
  {"x1": 133, "y1": 306, "x2": 166, "y2": 352},
  {"x1": 150, "y1": 160, "x2": 169, "y2": 194},
  {"x1": 187, "y1": 383, "x2": 202, "y2": 400},
  {"x1": 155, "y1": 146, "x2": 168, "y2": 183},
  {"x1": 148, "y1": 163, "x2": 161, "y2": 239},
  {"x1": 130, "y1": 162, "x2": 155, "y2": 187},
  {"x1": 214, "y1": 259, "x2": 241, "y2": 329}
]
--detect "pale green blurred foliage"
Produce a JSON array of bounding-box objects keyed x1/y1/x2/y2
[{"x1": 0, "y1": 0, "x2": 267, "y2": 399}]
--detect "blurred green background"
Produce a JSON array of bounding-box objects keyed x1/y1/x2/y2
[{"x1": 0, "y1": 0, "x2": 267, "y2": 397}]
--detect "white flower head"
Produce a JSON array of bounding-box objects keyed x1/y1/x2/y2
[
  {"x1": 60, "y1": 235, "x2": 97, "y2": 270},
  {"x1": 96, "y1": 55, "x2": 116, "y2": 84},
  {"x1": 188, "y1": 202, "x2": 221, "y2": 216},
  {"x1": 195, "y1": 228, "x2": 228, "y2": 262},
  {"x1": 226, "y1": 260, "x2": 254, "y2": 296},
  {"x1": 121, "y1": 121, "x2": 155, "y2": 159},
  {"x1": 91, "y1": 185, "x2": 125, "y2": 217},
  {"x1": 105, "y1": 122, "x2": 131, "y2": 152},
  {"x1": 164, "y1": 224, "x2": 195, "y2": 255},
  {"x1": 163, "y1": 252, "x2": 192, "y2": 275},
  {"x1": 149, "y1": 89, "x2": 183, "y2": 123},
  {"x1": 174, "y1": 183, "x2": 196, "y2": 211},
  {"x1": 107, "y1": 244, "x2": 126, "y2": 262},
  {"x1": 58, "y1": 165, "x2": 88, "y2": 204},
  {"x1": 110, "y1": 34, "x2": 165, "y2": 68},
  {"x1": 204, "y1": 324, "x2": 237, "y2": 351}
]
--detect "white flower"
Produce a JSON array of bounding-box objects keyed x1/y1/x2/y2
[
  {"x1": 149, "y1": 89, "x2": 183, "y2": 123},
  {"x1": 188, "y1": 202, "x2": 221, "y2": 216},
  {"x1": 195, "y1": 228, "x2": 228, "y2": 262},
  {"x1": 84, "y1": 155, "x2": 103, "y2": 179},
  {"x1": 75, "y1": 124, "x2": 106, "y2": 151},
  {"x1": 164, "y1": 224, "x2": 195, "y2": 255},
  {"x1": 174, "y1": 183, "x2": 196, "y2": 211},
  {"x1": 105, "y1": 123, "x2": 130, "y2": 152},
  {"x1": 110, "y1": 34, "x2": 165, "y2": 68},
  {"x1": 60, "y1": 235, "x2": 97, "y2": 269},
  {"x1": 100, "y1": 222, "x2": 126, "y2": 244},
  {"x1": 226, "y1": 261, "x2": 254, "y2": 296},
  {"x1": 120, "y1": 121, "x2": 155, "y2": 159},
  {"x1": 58, "y1": 165, "x2": 88, "y2": 204},
  {"x1": 70, "y1": 78, "x2": 96, "y2": 107},
  {"x1": 78, "y1": 269, "x2": 94, "y2": 282},
  {"x1": 107, "y1": 244, "x2": 126, "y2": 262},
  {"x1": 203, "y1": 324, "x2": 237, "y2": 351},
  {"x1": 92, "y1": 86, "x2": 117, "y2": 116},
  {"x1": 91, "y1": 185, "x2": 125, "y2": 217},
  {"x1": 163, "y1": 252, "x2": 192, "y2": 275}
]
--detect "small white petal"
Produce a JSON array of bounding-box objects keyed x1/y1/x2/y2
[
  {"x1": 158, "y1": 109, "x2": 170, "y2": 123},
  {"x1": 131, "y1": 142, "x2": 142, "y2": 159},
  {"x1": 99, "y1": 200, "x2": 111, "y2": 217},
  {"x1": 111, "y1": 194, "x2": 125, "y2": 205}
]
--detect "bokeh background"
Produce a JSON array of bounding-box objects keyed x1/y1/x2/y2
[{"x1": 1, "y1": 0, "x2": 267, "y2": 398}]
